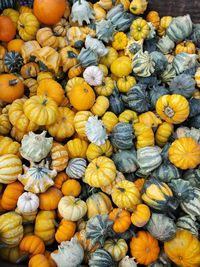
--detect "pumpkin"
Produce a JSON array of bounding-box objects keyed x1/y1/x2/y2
[
  {"x1": 60, "y1": 46, "x2": 78, "y2": 72},
  {"x1": 138, "y1": 112, "x2": 161, "y2": 128},
  {"x1": 112, "y1": 149, "x2": 138, "y2": 173},
  {"x1": 152, "y1": 161, "x2": 181, "y2": 183},
  {"x1": 111, "y1": 180, "x2": 141, "y2": 209},
  {"x1": 2, "y1": 8, "x2": 19, "y2": 26},
  {"x1": 20, "y1": 235, "x2": 45, "y2": 256},
  {"x1": 0, "y1": 114, "x2": 11, "y2": 135},
  {"x1": 155, "y1": 122, "x2": 174, "y2": 147},
  {"x1": 142, "y1": 178, "x2": 178, "y2": 212},
  {"x1": 164, "y1": 230, "x2": 200, "y2": 267},
  {"x1": 74, "y1": 111, "x2": 93, "y2": 138},
  {"x1": 102, "y1": 112, "x2": 118, "y2": 132},
  {"x1": 146, "y1": 11, "x2": 160, "y2": 29},
  {"x1": 111, "y1": 56, "x2": 132, "y2": 78},
  {"x1": 104, "y1": 238, "x2": 128, "y2": 262},
  {"x1": 1, "y1": 181, "x2": 24, "y2": 210},
  {"x1": 66, "y1": 138, "x2": 88, "y2": 159},
  {"x1": 23, "y1": 78, "x2": 38, "y2": 97},
  {"x1": 108, "y1": 208, "x2": 131, "y2": 233},
  {"x1": 11, "y1": 127, "x2": 25, "y2": 142},
  {"x1": 134, "y1": 123, "x2": 155, "y2": 149},
  {"x1": 175, "y1": 41, "x2": 196, "y2": 55},
  {"x1": 129, "y1": 0, "x2": 147, "y2": 14},
  {"x1": 158, "y1": 16, "x2": 173, "y2": 36},
  {"x1": 8, "y1": 99, "x2": 38, "y2": 133},
  {"x1": 86, "y1": 140, "x2": 113, "y2": 162},
  {"x1": 111, "y1": 122, "x2": 134, "y2": 150},
  {"x1": 0, "y1": 16, "x2": 16, "y2": 42},
  {"x1": 130, "y1": 18, "x2": 149, "y2": 41},
  {"x1": 86, "y1": 192, "x2": 112, "y2": 219},
  {"x1": 83, "y1": 66, "x2": 103, "y2": 87},
  {"x1": 53, "y1": 18, "x2": 69, "y2": 37},
  {"x1": 18, "y1": 161, "x2": 57, "y2": 194},
  {"x1": 168, "y1": 137, "x2": 200, "y2": 169},
  {"x1": 85, "y1": 156, "x2": 116, "y2": 188},
  {"x1": 54, "y1": 172, "x2": 69, "y2": 189},
  {"x1": 68, "y1": 65, "x2": 83, "y2": 79},
  {"x1": 117, "y1": 76, "x2": 137, "y2": 93},
  {"x1": 58, "y1": 196, "x2": 87, "y2": 221},
  {"x1": 97, "y1": 0, "x2": 113, "y2": 10},
  {"x1": 34, "y1": 211, "x2": 56, "y2": 245},
  {"x1": 36, "y1": 27, "x2": 58, "y2": 49},
  {"x1": 169, "y1": 179, "x2": 196, "y2": 202},
  {"x1": 61, "y1": 179, "x2": 81, "y2": 197},
  {"x1": 130, "y1": 231, "x2": 160, "y2": 265},
  {"x1": 7, "y1": 39, "x2": 24, "y2": 54},
  {"x1": 19, "y1": 6, "x2": 33, "y2": 14},
  {"x1": 0, "y1": 154, "x2": 22, "y2": 184},
  {"x1": 0, "y1": 246, "x2": 24, "y2": 264},
  {"x1": 55, "y1": 219, "x2": 76, "y2": 243},
  {"x1": 176, "y1": 215, "x2": 199, "y2": 237},
  {"x1": 28, "y1": 254, "x2": 55, "y2": 267},
  {"x1": 0, "y1": 74, "x2": 24, "y2": 103},
  {"x1": 66, "y1": 158, "x2": 86, "y2": 179},
  {"x1": 86, "y1": 214, "x2": 113, "y2": 246},
  {"x1": 50, "y1": 142, "x2": 68, "y2": 172},
  {"x1": 91, "y1": 96, "x2": 109, "y2": 116},
  {"x1": 131, "y1": 204, "x2": 150, "y2": 227},
  {"x1": 65, "y1": 77, "x2": 84, "y2": 97},
  {"x1": 33, "y1": 0, "x2": 66, "y2": 25},
  {"x1": 39, "y1": 187, "x2": 62, "y2": 210},
  {"x1": 69, "y1": 83, "x2": 95, "y2": 111},
  {"x1": 20, "y1": 63, "x2": 40, "y2": 79},
  {"x1": 17, "y1": 13, "x2": 39, "y2": 41},
  {"x1": 100, "y1": 46, "x2": 118, "y2": 67},
  {"x1": 146, "y1": 213, "x2": 177, "y2": 242},
  {"x1": 112, "y1": 32, "x2": 128, "y2": 51},
  {"x1": 169, "y1": 74, "x2": 196, "y2": 98},
  {"x1": 156, "y1": 94, "x2": 189, "y2": 124},
  {"x1": 95, "y1": 77, "x2": 114, "y2": 97},
  {"x1": 89, "y1": 248, "x2": 115, "y2": 267},
  {"x1": 17, "y1": 192, "x2": 39, "y2": 214}
]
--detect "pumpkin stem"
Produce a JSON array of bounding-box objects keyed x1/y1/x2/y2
[
  {"x1": 164, "y1": 106, "x2": 175, "y2": 118},
  {"x1": 42, "y1": 99, "x2": 48, "y2": 106},
  {"x1": 117, "y1": 187, "x2": 125, "y2": 193},
  {"x1": 9, "y1": 79, "x2": 19, "y2": 86},
  {"x1": 78, "y1": 0, "x2": 81, "y2": 4}
]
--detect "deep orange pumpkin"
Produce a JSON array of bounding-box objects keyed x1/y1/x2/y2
[{"x1": 0, "y1": 16, "x2": 16, "y2": 42}]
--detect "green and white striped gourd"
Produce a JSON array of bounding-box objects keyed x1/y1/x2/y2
[
  {"x1": 146, "y1": 213, "x2": 176, "y2": 242},
  {"x1": 137, "y1": 146, "x2": 162, "y2": 175},
  {"x1": 132, "y1": 50, "x2": 155, "y2": 77},
  {"x1": 166, "y1": 14, "x2": 193, "y2": 42},
  {"x1": 159, "y1": 64, "x2": 176, "y2": 84},
  {"x1": 169, "y1": 74, "x2": 196, "y2": 98},
  {"x1": 150, "y1": 51, "x2": 168, "y2": 74},
  {"x1": 172, "y1": 53, "x2": 198, "y2": 75},
  {"x1": 157, "y1": 35, "x2": 175, "y2": 55},
  {"x1": 181, "y1": 188, "x2": 200, "y2": 217},
  {"x1": 66, "y1": 158, "x2": 87, "y2": 179},
  {"x1": 176, "y1": 215, "x2": 199, "y2": 237},
  {"x1": 110, "y1": 123, "x2": 134, "y2": 150},
  {"x1": 183, "y1": 167, "x2": 200, "y2": 187},
  {"x1": 89, "y1": 249, "x2": 115, "y2": 267},
  {"x1": 112, "y1": 149, "x2": 138, "y2": 173},
  {"x1": 169, "y1": 179, "x2": 196, "y2": 202},
  {"x1": 152, "y1": 161, "x2": 181, "y2": 183}
]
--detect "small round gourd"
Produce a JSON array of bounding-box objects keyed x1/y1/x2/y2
[
  {"x1": 104, "y1": 239, "x2": 128, "y2": 262},
  {"x1": 66, "y1": 158, "x2": 87, "y2": 179},
  {"x1": 110, "y1": 123, "x2": 134, "y2": 150}
]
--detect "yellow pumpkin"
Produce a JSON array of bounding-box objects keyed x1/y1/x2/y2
[
  {"x1": 2, "y1": 8, "x2": 19, "y2": 26},
  {"x1": 97, "y1": 0, "x2": 113, "y2": 10},
  {"x1": 60, "y1": 46, "x2": 78, "y2": 72},
  {"x1": 65, "y1": 138, "x2": 88, "y2": 159},
  {"x1": 19, "y1": 6, "x2": 33, "y2": 14},
  {"x1": 53, "y1": 18, "x2": 70, "y2": 37},
  {"x1": 0, "y1": 136, "x2": 20, "y2": 156},
  {"x1": 146, "y1": 11, "x2": 160, "y2": 29},
  {"x1": 112, "y1": 32, "x2": 128, "y2": 50},
  {"x1": 17, "y1": 13, "x2": 40, "y2": 41},
  {"x1": 129, "y1": 0, "x2": 148, "y2": 15},
  {"x1": 84, "y1": 156, "x2": 116, "y2": 188},
  {"x1": 74, "y1": 111, "x2": 93, "y2": 138},
  {"x1": 117, "y1": 76, "x2": 136, "y2": 93},
  {"x1": 8, "y1": 98, "x2": 39, "y2": 132},
  {"x1": 100, "y1": 47, "x2": 118, "y2": 67},
  {"x1": 131, "y1": 204, "x2": 151, "y2": 227},
  {"x1": 104, "y1": 238, "x2": 128, "y2": 262},
  {"x1": 93, "y1": 3, "x2": 106, "y2": 21},
  {"x1": 111, "y1": 180, "x2": 141, "y2": 209},
  {"x1": 134, "y1": 122, "x2": 155, "y2": 149},
  {"x1": 175, "y1": 41, "x2": 196, "y2": 55},
  {"x1": 36, "y1": 27, "x2": 58, "y2": 49},
  {"x1": 98, "y1": 64, "x2": 108, "y2": 77},
  {"x1": 138, "y1": 111, "x2": 162, "y2": 128},
  {"x1": 10, "y1": 127, "x2": 25, "y2": 142},
  {"x1": 156, "y1": 95, "x2": 189, "y2": 124},
  {"x1": 68, "y1": 65, "x2": 83, "y2": 79},
  {"x1": 91, "y1": 96, "x2": 109, "y2": 116},
  {"x1": 86, "y1": 140, "x2": 113, "y2": 161},
  {"x1": 46, "y1": 107, "x2": 75, "y2": 141},
  {"x1": 158, "y1": 16, "x2": 173, "y2": 36},
  {"x1": 164, "y1": 230, "x2": 200, "y2": 267},
  {"x1": 130, "y1": 18, "x2": 149, "y2": 40},
  {"x1": 168, "y1": 137, "x2": 200, "y2": 170},
  {"x1": 37, "y1": 72, "x2": 54, "y2": 83},
  {"x1": 0, "y1": 114, "x2": 11, "y2": 135},
  {"x1": 119, "y1": 110, "x2": 138, "y2": 124},
  {"x1": 111, "y1": 56, "x2": 132, "y2": 78},
  {"x1": 86, "y1": 192, "x2": 112, "y2": 219},
  {"x1": 65, "y1": 77, "x2": 85, "y2": 97},
  {"x1": 94, "y1": 77, "x2": 114, "y2": 96},
  {"x1": 50, "y1": 142, "x2": 69, "y2": 172},
  {"x1": 102, "y1": 112, "x2": 118, "y2": 132},
  {"x1": 61, "y1": 179, "x2": 81, "y2": 197},
  {"x1": 155, "y1": 122, "x2": 174, "y2": 147},
  {"x1": 34, "y1": 211, "x2": 56, "y2": 245}
]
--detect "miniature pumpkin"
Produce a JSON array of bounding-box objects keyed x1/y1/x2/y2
[
  {"x1": 83, "y1": 66, "x2": 103, "y2": 86},
  {"x1": 95, "y1": 77, "x2": 115, "y2": 96},
  {"x1": 60, "y1": 46, "x2": 78, "y2": 72},
  {"x1": 86, "y1": 192, "x2": 112, "y2": 219},
  {"x1": 130, "y1": 18, "x2": 149, "y2": 41},
  {"x1": 61, "y1": 179, "x2": 81, "y2": 197},
  {"x1": 176, "y1": 215, "x2": 199, "y2": 237},
  {"x1": 100, "y1": 46, "x2": 118, "y2": 67},
  {"x1": 164, "y1": 230, "x2": 200, "y2": 267},
  {"x1": 0, "y1": 246, "x2": 24, "y2": 264},
  {"x1": 131, "y1": 204, "x2": 151, "y2": 227},
  {"x1": 68, "y1": 65, "x2": 83, "y2": 79},
  {"x1": 111, "y1": 56, "x2": 132, "y2": 78},
  {"x1": 28, "y1": 254, "x2": 55, "y2": 267},
  {"x1": 91, "y1": 96, "x2": 109, "y2": 117},
  {"x1": 111, "y1": 122, "x2": 134, "y2": 150},
  {"x1": 134, "y1": 123, "x2": 155, "y2": 149},
  {"x1": 129, "y1": 0, "x2": 147, "y2": 15},
  {"x1": 54, "y1": 172, "x2": 69, "y2": 189},
  {"x1": 17, "y1": 192, "x2": 39, "y2": 214},
  {"x1": 112, "y1": 149, "x2": 138, "y2": 173},
  {"x1": 24, "y1": 78, "x2": 38, "y2": 97},
  {"x1": 50, "y1": 143, "x2": 68, "y2": 172},
  {"x1": 85, "y1": 156, "x2": 116, "y2": 188},
  {"x1": 169, "y1": 74, "x2": 196, "y2": 98},
  {"x1": 175, "y1": 41, "x2": 196, "y2": 55},
  {"x1": 155, "y1": 122, "x2": 174, "y2": 147},
  {"x1": 0, "y1": 16, "x2": 16, "y2": 42},
  {"x1": 104, "y1": 238, "x2": 128, "y2": 262},
  {"x1": 19, "y1": 235, "x2": 45, "y2": 256},
  {"x1": 1, "y1": 181, "x2": 24, "y2": 210},
  {"x1": 158, "y1": 16, "x2": 172, "y2": 36},
  {"x1": 86, "y1": 140, "x2": 113, "y2": 162},
  {"x1": 130, "y1": 231, "x2": 160, "y2": 265},
  {"x1": 39, "y1": 187, "x2": 62, "y2": 210},
  {"x1": 0, "y1": 74, "x2": 24, "y2": 103},
  {"x1": 0, "y1": 136, "x2": 20, "y2": 156},
  {"x1": 66, "y1": 158, "x2": 87, "y2": 179},
  {"x1": 17, "y1": 13, "x2": 39, "y2": 41},
  {"x1": 181, "y1": 188, "x2": 200, "y2": 217},
  {"x1": 0, "y1": 212, "x2": 23, "y2": 247},
  {"x1": 33, "y1": 0, "x2": 66, "y2": 25},
  {"x1": 102, "y1": 112, "x2": 118, "y2": 132},
  {"x1": 108, "y1": 208, "x2": 131, "y2": 233},
  {"x1": 111, "y1": 180, "x2": 141, "y2": 209},
  {"x1": 53, "y1": 18, "x2": 69, "y2": 37},
  {"x1": 0, "y1": 114, "x2": 11, "y2": 135},
  {"x1": 2, "y1": 8, "x2": 19, "y2": 26},
  {"x1": 66, "y1": 138, "x2": 88, "y2": 159},
  {"x1": 20, "y1": 63, "x2": 40, "y2": 79},
  {"x1": 36, "y1": 27, "x2": 58, "y2": 49},
  {"x1": 55, "y1": 219, "x2": 76, "y2": 243},
  {"x1": 74, "y1": 111, "x2": 93, "y2": 138},
  {"x1": 117, "y1": 76, "x2": 136, "y2": 93},
  {"x1": 0, "y1": 154, "x2": 22, "y2": 184},
  {"x1": 146, "y1": 11, "x2": 160, "y2": 29},
  {"x1": 8, "y1": 39, "x2": 24, "y2": 54},
  {"x1": 168, "y1": 137, "x2": 200, "y2": 169}
]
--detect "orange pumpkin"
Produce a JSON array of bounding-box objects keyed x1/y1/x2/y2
[
  {"x1": 28, "y1": 253, "x2": 56, "y2": 267},
  {"x1": 61, "y1": 179, "x2": 81, "y2": 197},
  {"x1": 7, "y1": 39, "x2": 24, "y2": 53},
  {"x1": 108, "y1": 208, "x2": 131, "y2": 233},
  {"x1": 134, "y1": 178, "x2": 145, "y2": 193},
  {"x1": 0, "y1": 74, "x2": 24, "y2": 103},
  {"x1": 1, "y1": 181, "x2": 24, "y2": 210},
  {"x1": 68, "y1": 65, "x2": 83, "y2": 79},
  {"x1": 55, "y1": 219, "x2": 76, "y2": 243},
  {"x1": 131, "y1": 204, "x2": 151, "y2": 227},
  {"x1": 54, "y1": 172, "x2": 69, "y2": 189},
  {"x1": 19, "y1": 235, "x2": 45, "y2": 257},
  {"x1": 130, "y1": 231, "x2": 160, "y2": 265},
  {"x1": 33, "y1": 0, "x2": 66, "y2": 25},
  {"x1": 69, "y1": 83, "x2": 95, "y2": 111},
  {"x1": 39, "y1": 187, "x2": 63, "y2": 210},
  {"x1": 0, "y1": 16, "x2": 16, "y2": 42}
]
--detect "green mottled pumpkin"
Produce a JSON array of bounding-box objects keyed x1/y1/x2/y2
[
  {"x1": 132, "y1": 50, "x2": 155, "y2": 77},
  {"x1": 169, "y1": 179, "x2": 196, "y2": 202},
  {"x1": 109, "y1": 89, "x2": 125, "y2": 115},
  {"x1": 159, "y1": 64, "x2": 176, "y2": 84},
  {"x1": 112, "y1": 149, "x2": 138, "y2": 173},
  {"x1": 150, "y1": 51, "x2": 168, "y2": 74},
  {"x1": 157, "y1": 35, "x2": 175, "y2": 55},
  {"x1": 176, "y1": 215, "x2": 198, "y2": 237},
  {"x1": 149, "y1": 85, "x2": 169, "y2": 108},
  {"x1": 183, "y1": 167, "x2": 200, "y2": 187},
  {"x1": 169, "y1": 74, "x2": 195, "y2": 98},
  {"x1": 152, "y1": 161, "x2": 181, "y2": 183},
  {"x1": 180, "y1": 188, "x2": 200, "y2": 217},
  {"x1": 146, "y1": 213, "x2": 177, "y2": 242},
  {"x1": 172, "y1": 53, "x2": 198, "y2": 75},
  {"x1": 110, "y1": 123, "x2": 134, "y2": 150},
  {"x1": 89, "y1": 249, "x2": 115, "y2": 267}
]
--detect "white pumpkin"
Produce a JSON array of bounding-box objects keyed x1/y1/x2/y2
[
  {"x1": 20, "y1": 131, "x2": 53, "y2": 162},
  {"x1": 17, "y1": 192, "x2": 39, "y2": 213},
  {"x1": 83, "y1": 66, "x2": 103, "y2": 86},
  {"x1": 51, "y1": 238, "x2": 84, "y2": 267},
  {"x1": 85, "y1": 35, "x2": 108, "y2": 57},
  {"x1": 119, "y1": 256, "x2": 138, "y2": 267},
  {"x1": 85, "y1": 116, "x2": 108, "y2": 146},
  {"x1": 66, "y1": 158, "x2": 87, "y2": 179},
  {"x1": 71, "y1": 0, "x2": 94, "y2": 26}
]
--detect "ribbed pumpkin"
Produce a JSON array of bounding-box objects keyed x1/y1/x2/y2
[
  {"x1": 104, "y1": 238, "x2": 128, "y2": 262},
  {"x1": 110, "y1": 123, "x2": 134, "y2": 150},
  {"x1": 108, "y1": 208, "x2": 131, "y2": 233},
  {"x1": 110, "y1": 56, "x2": 132, "y2": 78},
  {"x1": 39, "y1": 187, "x2": 62, "y2": 210},
  {"x1": 74, "y1": 111, "x2": 93, "y2": 138},
  {"x1": 0, "y1": 136, "x2": 20, "y2": 156},
  {"x1": 86, "y1": 140, "x2": 113, "y2": 162},
  {"x1": 66, "y1": 158, "x2": 86, "y2": 179},
  {"x1": 131, "y1": 204, "x2": 151, "y2": 227},
  {"x1": 19, "y1": 235, "x2": 45, "y2": 256},
  {"x1": 101, "y1": 112, "x2": 118, "y2": 132},
  {"x1": 155, "y1": 122, "x2": 174, "y2": 147},
  {"x1": 55, "y1": 219, "x2": 76, "y2": 243},
  {"x1": 0, "y1": 114, "x2": 11, "y2": 135},
  {"x1": 61, "y1": 179, "x2": 81, "y2": 197},
  {"x1": 54, "y1": 172, "x2": 69, "y2": 189},
  {"x1": 85, "y1": 156, "x2": 116, "y2": 188},
  {"x1": 134, "y1": 123, "x2": 155, "y2": 149},
  {"x1": 86, "y1": 192, "x2": 112, "y2": 219},
  {"x1": 50, "y1": 142, "x2": 68, "y2": 172},
  {"x1": 65, "y1": 138, "x2": 88, "y2": 158}
]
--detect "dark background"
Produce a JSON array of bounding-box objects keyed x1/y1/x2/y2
[{"x1": 1, "y1": 0, "x2": 199, "y2": 266}]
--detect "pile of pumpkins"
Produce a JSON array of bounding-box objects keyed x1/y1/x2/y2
[{"x1": 0, "y1": 0, "x2": 200, "y2": 266}]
